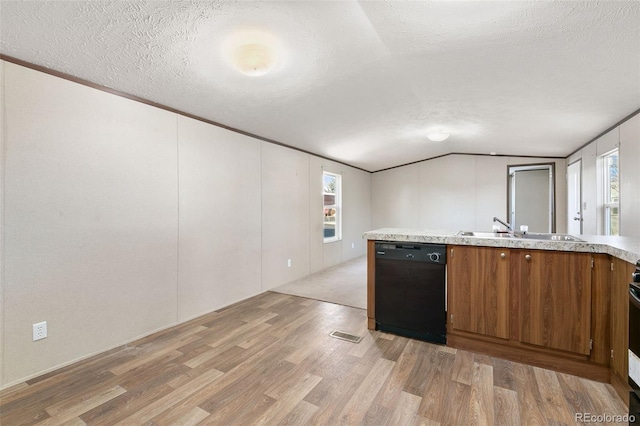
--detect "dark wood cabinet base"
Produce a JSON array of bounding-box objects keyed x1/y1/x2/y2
[
  {"x1": 447, "y1": 332, "x2": 610, "y2": 383},
  {"x1": 611, "y1": 371, "x2": 632, "y2": 406}
]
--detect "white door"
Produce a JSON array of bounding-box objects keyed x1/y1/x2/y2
[{"x1": 567, "y1": 160, "x2": 582, "y2": 235}]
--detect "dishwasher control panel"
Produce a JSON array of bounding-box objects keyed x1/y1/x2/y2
[{"x1": 375, "y1": 243, "x2": 447, "y2": 264}]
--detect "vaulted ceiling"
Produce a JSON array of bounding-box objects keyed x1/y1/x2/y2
[{"x1": 1, "y1": 1, "x2": 639, "y2": 172}]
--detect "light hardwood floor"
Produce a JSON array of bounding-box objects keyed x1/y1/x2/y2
[{"x1": 0, "y1": 292, "x2": 628, "y2": 425}]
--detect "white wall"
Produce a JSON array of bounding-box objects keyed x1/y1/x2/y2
[
  {"x1": 260, "y1": 149, "x2": 372, "y2": 289},
  {"x1": 177, "y1": 116, "x2": 262, "y2": 321},
  {"x1": 309, "y1": 156, "x2": 325, "y2": 274},
  {"x1": 373, "y1": 155, "x2": 567, "y2": 233},
  {"x1": 569, "y1": 113, "x2": 640, "y2": 238},
  {"x1": 0, "y1": 61, "x2": 372, "y2": 388},
  {"x1": 340, "y1": 161, "x2": 372, "y2": 261},
  {"x1": 261, "y1": 144, "x2": 311, "y2": 290},
  {"x1": 419, "y1": 155, "x2": 478, "y2": 230},
  {"x1": 372, "y1": 163, "x2": 421, "y2": 228},
  {"x1": 3, "y1": 61, "x2": 179, "y2": 385},
  {"x1": 620, "y1": 113, "x2": 640, "y2": 238}
]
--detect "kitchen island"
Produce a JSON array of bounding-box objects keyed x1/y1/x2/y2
[{"x1": 363, "y1": 228, "x2": 640, "y2": 405}]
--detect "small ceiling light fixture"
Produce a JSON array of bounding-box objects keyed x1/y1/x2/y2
[
  {"x1": 232, "y1": 42, "x2": 275, "y2": 77},
  {"x1": 223, "y1": 28, "x2": 283, "y2": 77},
  {"x1": 426, "y1": 129, "x2": 450, "y2": 142}
]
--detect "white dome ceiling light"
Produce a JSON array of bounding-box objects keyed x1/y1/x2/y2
[
  {"x1": 232, "y1": 43, "x2": 275, "y2": 77},
  {"x1": 426, "y1": 129, "x2": 450, "y2": 142},
  {"x1": 223, "y1": 29, "x2": 284, "y2": 77}
]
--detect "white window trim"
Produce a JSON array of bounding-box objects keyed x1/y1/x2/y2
[
  {"x1": 323, "y1": 171, "x2": 342, "y2": 243},
  {"x1": 600, "y1": 148, "x2": 619, "y2": 236}
]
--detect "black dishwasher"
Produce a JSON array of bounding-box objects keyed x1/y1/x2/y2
[{"x1": 375, "y1": 242, "x2": 446, "y2": 344}]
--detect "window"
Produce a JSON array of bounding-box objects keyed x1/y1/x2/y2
[
  {"x1": 323, "y1": 171, "x2": 341, "y2": 242},
  {"x1": 602, "y1": 149, "x2": 619, "y2": 236}
]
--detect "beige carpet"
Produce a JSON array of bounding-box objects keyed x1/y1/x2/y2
[{"x1": 271, "y1": 255, "x2": 367, "y2": 309}]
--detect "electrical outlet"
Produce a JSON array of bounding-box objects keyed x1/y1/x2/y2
[
  {"x1": 351, "y1": 242, "x2": 355, "y2": 249},
  {"x1": 287, "y1": 259, "x2": 292, "y2": 268},
  {"x1": 33, "y1": 321, "x2": 47, "y2": 341}
]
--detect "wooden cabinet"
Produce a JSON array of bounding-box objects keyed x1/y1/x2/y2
[
  {"x1": 448, "y1": 246, "x2": 510, "y2": 339},
  {"x1": 449, "y1": 246, "x2": 608, "y2": 359},
  {"x1": 513, "y1": 250, "x2": 592, "y2": 355}
]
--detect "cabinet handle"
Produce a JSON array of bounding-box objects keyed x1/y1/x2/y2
[
  {"x1": 525, "y1": 254, "x2": 532, "y2": 261},
  {"x1": 500, "y1": 253, "x2": 506, "y2": 259}
]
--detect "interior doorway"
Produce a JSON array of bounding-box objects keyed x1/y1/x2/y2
[{"x1": 508, "y1": 163, "x2": 555, "y2": 233}]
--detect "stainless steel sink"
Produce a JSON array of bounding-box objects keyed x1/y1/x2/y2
[
  {"x1": 457, "y1": 231, "x2": 515, "y2": 238},
  {"x1": 514, "y1": 232, "x2": 584, "y2": 242},
  {"x1": 457, "y1": 230, "x2": 584, "y2": 242}
]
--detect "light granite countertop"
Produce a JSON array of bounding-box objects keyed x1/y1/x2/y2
[{"x1": 363, "y1": 228, "x2": 640, "y2": 265}]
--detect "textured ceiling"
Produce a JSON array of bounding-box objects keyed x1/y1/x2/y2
[{"x1": 1, "y1": 1, "x2": 639, "y2": 172}]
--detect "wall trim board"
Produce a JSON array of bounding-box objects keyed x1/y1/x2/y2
[
  {"x1": 0, "y1": 54, "x2": 369, "y2": 174},
  {"x1": 567, "y1": 108, "x2": 640, "y2": 158},
  {"x1": 2, "y1": 54, "x2": 604, "y2": 175},
  {"x1": 372, "y1": 152, "x2": 566, "y2": 174}
]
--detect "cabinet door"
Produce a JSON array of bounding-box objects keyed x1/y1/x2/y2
[
  {"x1": 449, "y1": 245, "x2": 510, "y2": 339},
  {"x1": 517, "y1": 250, "x2": 592, "y2": 355},
  {"x1": 611, "y1": 258, "x2": 635, "y2": 379}
]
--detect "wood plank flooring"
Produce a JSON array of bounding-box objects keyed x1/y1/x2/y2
[{"x1": 0, "y1": 292, "x2": 628, "y2": 425}]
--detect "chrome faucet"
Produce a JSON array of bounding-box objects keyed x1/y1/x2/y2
[{"x1": 493, "y1": 217, "x2": 513, "y2": 231}]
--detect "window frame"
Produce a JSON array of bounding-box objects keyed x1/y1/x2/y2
[
  {"x1": 601, "y1": 148, "x2": 619, "y2": 236},
  {"x1": 323, "y1": 171, "x2": 342, "y2": 243}
]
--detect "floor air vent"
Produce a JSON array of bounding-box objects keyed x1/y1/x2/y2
[{"x1": 329, "y1": 330, "x2": 363, "y2": 343}]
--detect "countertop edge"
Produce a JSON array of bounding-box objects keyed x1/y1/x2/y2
[{"x1": 363, "y1": 229, "x2": 640, "y2": 265}]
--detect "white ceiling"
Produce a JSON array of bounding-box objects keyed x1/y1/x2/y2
[{"x1": 1, "y1": 1, "x2": 639, "y2": 172}]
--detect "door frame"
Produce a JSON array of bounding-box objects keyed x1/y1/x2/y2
[
  {"x1": 567, "y1": 159, "x2": 583, "y2": 235},
  {"x1": 507, "y1": 162, "x2": 556, "y2": 233}
]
